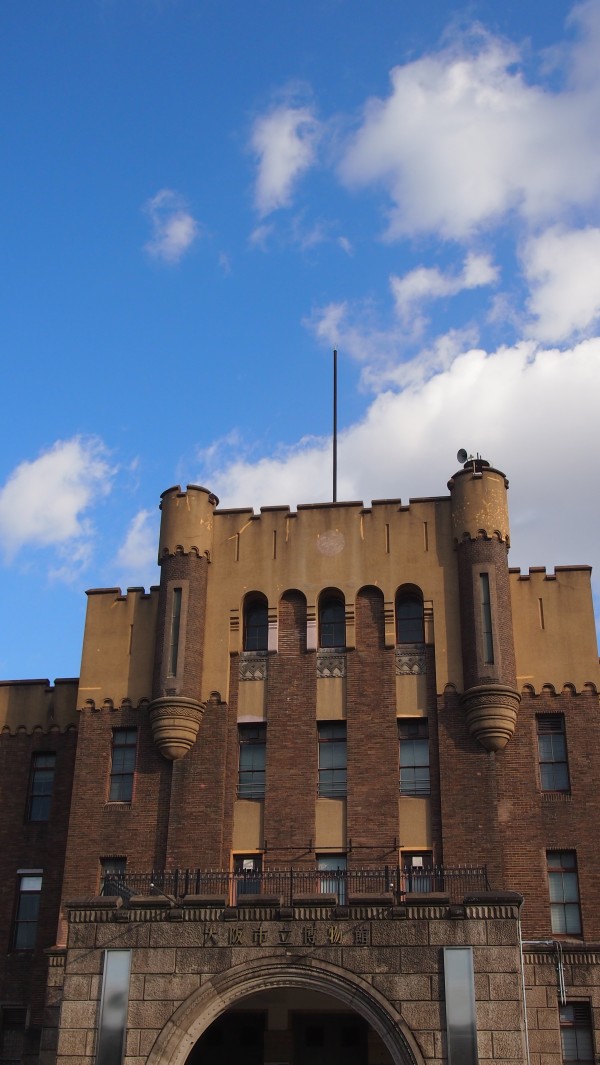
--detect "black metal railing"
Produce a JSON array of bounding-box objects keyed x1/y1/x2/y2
[{"x1": 102, "y1": 865, "x2": 489, "y2": 907}]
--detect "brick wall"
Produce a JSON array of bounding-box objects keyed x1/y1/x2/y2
[
  {"x1": 346, "y1": 587, "x2": 397, "y2": 861},
  {"x1": 0, "y1": 729, "x2": 77, "y2": 1023},
  {"x1": 263, "y1": 591, "x2": 316, "y2": 864}
]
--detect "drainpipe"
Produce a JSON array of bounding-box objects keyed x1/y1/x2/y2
[
  {"x1": 518, "y1": 919, "x2": 532, "y2": 1065},
  {"x1": 520, "y1": 936, "x2": 567, "y2": 1065}
]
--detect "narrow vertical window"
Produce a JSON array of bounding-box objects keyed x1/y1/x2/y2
[
  {"x1": 319, "y1": 594, "x2": 345, "y2": 648},
  {"x1": 317, "y1": 854, "x2": 347, "y2": 904},
  {"x1": 398, "y1": 719, "x2": 430, "y2": 795},
  {"x1": 243, "y1": 597, "x2": 268, "y2": 651},
  {"x1": 168, "y1": 587, "x2": 182, "y2": 676},
  {"x1": 233, "y1": 854, "x2": 262, "y2": 899},
  {"x1": 402, "y1": 851, "x2": 433, "y2": 893},
  {"x1": 238, "y1": 725, "x2": 266, "y2": 798},
  {"x1": 13, "y1": 874, "x2": 42, "y2": 950},
  {"x1": 396, "y1": 592, "x2": 424, "y2": 644},
  {"x1": 444, "y1": 947, "x2": 478, "y2": 1065},
  {"x1": 109, "y1": 728, "x2": 137, "y2": 803},
  {"x1": 560, "y1": 1001, "x2": 594, "y2": 1063},
  {"x1": 547, "y1": 851, "x2": 581, "y2": 935},
  {"x1": 318, "y1": 723, "x2": 347, "y2": 797},
  {"x1": 96, "y1": 950, "x2": 131, "y2": 1065},
  {"x1": 480, "y1": 573, "x2": 494, "y2": 664},
  {"x1": 0, "y1": 1008, "x2": 28, "y2": 1062},
  {"x1": 27, "y1": 752, "x2": 56, "y2": 821},
  {"x1": 100, "y1": 858, "x2": 127, "y2": 896},
  {"x1": 538, "y1": 715, "x2": 570, "y2": 793}
]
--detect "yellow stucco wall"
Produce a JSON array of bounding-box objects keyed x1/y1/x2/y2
[{"x1": 510, "y1": 566, "x2": 600, "y2": 692}]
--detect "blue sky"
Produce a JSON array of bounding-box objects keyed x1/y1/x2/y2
[{"x1": 2, "y1": 0, "x2": 600, "y2": 680}]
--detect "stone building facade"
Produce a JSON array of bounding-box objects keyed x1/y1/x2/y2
[{"x1": 1, "y1": 458, "x2": 599, "y2": 1065}]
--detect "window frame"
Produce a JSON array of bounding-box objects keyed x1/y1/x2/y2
[
  {"x1": 13, "y1": 872, "x2": 42, "y2": 951},
  {"x1": 398, "y1": 719, "x2": 430, "y2": 796},
  {"x1": 100, "y1": 857, "x2": 127, "y2": 895},
  {"x1": 537, "y1": 715, "x2": 570, "y2": 794},
  {"x1": 108, "y1": 728, "x2": 137, "y2": 804},
  {"x1": 243, "y1": 597, "x2": 269, "y2": 652},
  {"x1": 237, "y1": 724, "x2": 266, "y2": 799},
  {"x1": 317, "y1": 853, "x2": 347, "y2": 903},
  {"x1": 0, "y1": 1006, "x2": 28, "y2": 1064},
  {"x1": 317, "y1": 722, "x2": 347, "y2": 798},
  {"x1": 547, "y1": 850, "x2": 582, "y2": 936},
  {"x1": 396, "y1": 591, "x2": 425, "y2": 644},
  {"x1": 26, "y1": 752, "x2": 56, "y2": 822},
  {"x1": 401, "y1": 850, "x2": 434, "y2": 893},
  {"x1": 559, "y1": 1001, "x2": 594, "y2": 1063},
  {"x1": 232, "y1": 853, "x2": 263, "y2": 900},
  {"x1": 318, "y1": 593, "x2": 345, "y2": 649}
]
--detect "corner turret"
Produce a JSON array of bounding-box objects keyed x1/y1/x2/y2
[
  {"x1": 149, "y1": 485, "x2": 218, "y2": 760},
  {"x1": 448, "y1": 459, "x2": 520, "y2": 751}
]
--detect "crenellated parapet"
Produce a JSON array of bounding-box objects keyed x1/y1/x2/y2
[{"x1": 0, "y1": 677, "x2": 79, "y2": 734}]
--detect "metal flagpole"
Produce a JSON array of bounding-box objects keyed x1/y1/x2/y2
[{"x1": 333, "y1": 348, "x2": 338, "y2": 502}]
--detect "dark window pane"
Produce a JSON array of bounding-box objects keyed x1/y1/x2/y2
[
  {"x1": 318, "y1": 723, "x2": 347, "y2": 797},
  {"x1": 27, "y1": 753, "x2": 56, "y2": 822},
  {"x1": 13, "y1": 876, "x2": 42, "y2": 950},
  {"x1": 109, "y1": 729, "x2": 137, "y2": 803},
  {"x1": 238, "y1": 725, "x2": 266, "y2": 798},
  {"x1": 538, "y1": 716, "x2": 570, "y2": 793},
  {"x1": 396, "y1": 595, "x2": 424, "y2": 643},
  {"x1": 244, "y1": 601, "x2": 268, "y2": 651},
  {"x1": 319, "y1": 597, "x2": 345, "y2": 648},
  {"x1": 548, "y1": 851, "x2": 581, "y2": 935}
]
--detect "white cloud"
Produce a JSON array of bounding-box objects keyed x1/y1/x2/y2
[
  {"x1": 143, "y1": 188, "x2": 199, "y2": 263},
  {"x1": 203, "y1": 339, "x2": 600, "y2": 601},
  {"x1": 523, "y1": 226, "x2": 600, "y2": 341},
  {"x1": 251, "y1": 104, "x2": 320, "y2": 215},
  {"x1": 307, "y1": 282, "x2": 481, "y2": 387},
  {"x1": 391, "y1": 252, "x2": 498, "y2": 322},
  {"x1": 115, "y1": 509, "x2": 158, "y2": 586},
  {"x1": 338, "y1": 236, "x2": 353, "y2": 256},
  {"x1": 249, "y1": 223, "x2": 275, "y2": 250},
  {"x1": 338, "y1": 19, "x2": 600, "y2": 239},
  {"x1": 0, "y1": 437, "x2": 114, "y2": 561}
]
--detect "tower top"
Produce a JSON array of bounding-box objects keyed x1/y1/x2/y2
[
  {"x1": 158, "y1": 484, "x2": 219, "y2": 560},
  {"x1": 448, "y1": 462, "x2": 510, "y2": 546}
]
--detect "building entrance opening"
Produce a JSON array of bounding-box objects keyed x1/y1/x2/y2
[{"x1": 183, "y1": 987, "x2": 394, "y2": 1065}]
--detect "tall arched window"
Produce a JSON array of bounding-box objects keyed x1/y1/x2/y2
[
  {"x1": 396, "y1": 589, "x2": 424, "y2": 644},
  {"x1": 243, "y1": 595, "x2": 268, "y2": 651},
  {"x1": 319, "y1": 593, "x2": 345, "y2": 648}
]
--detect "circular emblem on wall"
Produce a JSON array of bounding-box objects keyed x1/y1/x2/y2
[{"x1": 317, "y1": 529, "x2": 345, "y2": 555}]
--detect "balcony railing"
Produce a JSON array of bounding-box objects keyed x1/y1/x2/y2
[{"x1": 102, "y1": 865, "x2": 489, "y2": 907}]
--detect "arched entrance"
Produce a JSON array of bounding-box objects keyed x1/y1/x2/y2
[{"x1": 146, "y1": 956, "x2": 425, "y2": 1065}]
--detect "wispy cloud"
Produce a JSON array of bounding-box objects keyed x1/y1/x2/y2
[
  {"x1": 251, "y1": 103, "x2": 320, "y2": 215},
  {"x1": 249, "y1": 222, "x2": 275, "y2": 250},
  {"x1": 0, "y1": 437, "x2": 114, "y2": 564},
  {"x1": 143, "y1": 188, "x2": 200, "y2": 263},
  {"x1": 391, "y1": 253, "x2": 499, "y2": 323}
]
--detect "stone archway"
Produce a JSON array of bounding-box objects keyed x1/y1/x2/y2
[{"x1": 146, "y1": 955, "x2": 425, "y2": 1065}]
